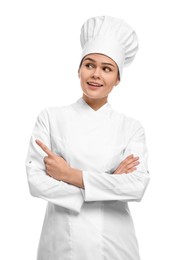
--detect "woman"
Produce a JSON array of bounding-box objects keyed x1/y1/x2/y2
[{"x1": 26, "y1": 15, "x2": 150, "y2": 260}]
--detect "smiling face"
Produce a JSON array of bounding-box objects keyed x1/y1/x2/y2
[{"x1": 78, "y1": 53, "x2": 120, "y2": 106}]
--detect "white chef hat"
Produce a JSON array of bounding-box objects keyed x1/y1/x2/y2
[{"x1": 80, "y1": 15, "x2": 139, "y2": 78}]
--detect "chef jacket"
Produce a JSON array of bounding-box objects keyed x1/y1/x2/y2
[{"x1": 26, "y1": 97, "x2": 150, "y2": 260}]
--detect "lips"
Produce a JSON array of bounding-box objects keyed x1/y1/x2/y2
[{"x1": 87, "y1": 81, "x2": 103, "y2": 87}]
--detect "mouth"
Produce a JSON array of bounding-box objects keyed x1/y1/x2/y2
[{"x1": 87, "y1": 82, "x2": 103, "y2": 87}]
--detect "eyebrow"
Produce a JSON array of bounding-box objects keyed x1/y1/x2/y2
[{"x1": 83, "y1": 57, "x2": 116, "y2": 67}]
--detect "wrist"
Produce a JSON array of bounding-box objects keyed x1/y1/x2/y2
[{"x1": 65, "y1": 167, "x2": 84, "y2": 189}]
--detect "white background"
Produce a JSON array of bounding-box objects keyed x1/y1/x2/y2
[{"x1": 0, "y1": 0, "x2": 178, "y2": 259}]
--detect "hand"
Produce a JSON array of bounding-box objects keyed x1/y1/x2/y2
[
  {"x1": 113, "y1": 154, "x2": 140, "y2": 174},
  {"x1": 35, "y1": 139, "x2": 70, "y2": 181}
]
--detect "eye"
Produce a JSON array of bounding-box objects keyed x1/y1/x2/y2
[
  {"x1": 85, "y1": 63, "x2": 94, "y2": 69},
  {"x1": 103, "y1": 67, "x2": 112, "y2": 72}
]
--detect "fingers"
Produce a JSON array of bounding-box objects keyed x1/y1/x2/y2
[
  {"x1": 43, "y1": 156, "x2": 48, "y2": 164},
  {"x1": 122, "y1": 155, "x2": 140, "y2": 173},
  {"x1": 35, "y1": 139, "x2": 53, "y2": 157},
  {"x1": 122, "y1": 155, "x2": 139, "y2": 167},
  {"x1": 125, "y1": 161, "x2": 140, "y2": 173},
  {"x1": 123, "y1": 154, "x2": 139, "y2": 164},
  {"x1": 114, "y1": 154, "x2": 140, "y2": 174}
]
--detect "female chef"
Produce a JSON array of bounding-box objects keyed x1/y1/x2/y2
[{"x1": 26, "y1": 15, "x2": 150, "y2": 260}]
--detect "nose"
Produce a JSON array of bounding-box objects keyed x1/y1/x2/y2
[{"x1": 92, "y1": 67, "x2": 101, "y2": 79}]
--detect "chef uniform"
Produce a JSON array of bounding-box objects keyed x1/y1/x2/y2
[{"x1": 26, "y1": 16, "x2": 150, "y2": 260}]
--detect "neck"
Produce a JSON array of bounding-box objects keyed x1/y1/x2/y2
[{"x1": 82, "y1": 95, "x2": 108, "y2": 111}]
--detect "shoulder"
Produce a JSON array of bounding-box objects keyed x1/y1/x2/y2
[
  {"x1": 36, "y1": 102, "x2": 73, "y2": 121},
  {"x1": 111, "y1": 107, "x2": 143, "y2": 128},
  {"x1": 111, "y1": 108, "x2": 145, "y2": 139}
]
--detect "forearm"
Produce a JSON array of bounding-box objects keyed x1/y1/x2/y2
[
  {"x1": 62, "y1": 155, "x2": 139, "y2": 190},
  {"x1": 34, "y1": 139, "x2": 85, "y2": 189},
  {"x1": 63, "y1": 165, "x2": 149, "y2": 202},
  {"x1": 64, "y1": 168, "x2": 85, "y2": 189},
  {"x1": 26, "y1": 118, "x2": 84, "y2": 213}
]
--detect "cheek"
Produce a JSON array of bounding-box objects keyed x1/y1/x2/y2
[
  {"x1": 78, "y1": 68, "x2": 87, "y2": 81},
  {"x1": 78, "y1": 73, "x2": 83, "y2": 84},
  {"x1": 79, "y1": 74, "x2": 85, "y2": 84},
  {"x1": 111, "y1": 74, "x2": 119, "y2": 86},
  {"x1": 106, "y1": 76, "x2": 117, "y2": 88},
  {"x1": 78, "y1": 71, "x2": 86, "y2": 89}
]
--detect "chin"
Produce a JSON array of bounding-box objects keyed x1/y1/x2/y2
[{"x1": 83, "y1": 92, "x2": 107, "y2": 100}]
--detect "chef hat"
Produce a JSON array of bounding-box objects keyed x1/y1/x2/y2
[{"x1": 80, "y1": 15, "x2": 139, "y2": 78}]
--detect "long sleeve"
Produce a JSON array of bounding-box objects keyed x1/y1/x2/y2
[
  {"x1": 81, "y1": 122, "x2": 150, "y2": 202},
  {"x1": 26, "y1": 109, "x2": 84, "y2": 213}
]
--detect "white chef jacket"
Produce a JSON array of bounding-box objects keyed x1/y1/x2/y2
[{"x1": 26, "y1": 97, "x2": 150, "y2": 260}]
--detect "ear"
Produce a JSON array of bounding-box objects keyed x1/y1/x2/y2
[
  {"x1": 78, "y1": 68, "x2": 80, "y2": 78},
  {"x1": 115, "y1": 79, "x2": 120, "y2": 86}
]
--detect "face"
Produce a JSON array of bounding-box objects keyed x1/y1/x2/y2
[{"x1": 78, "y1": 53, "x2": 120, "y2": 102}]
